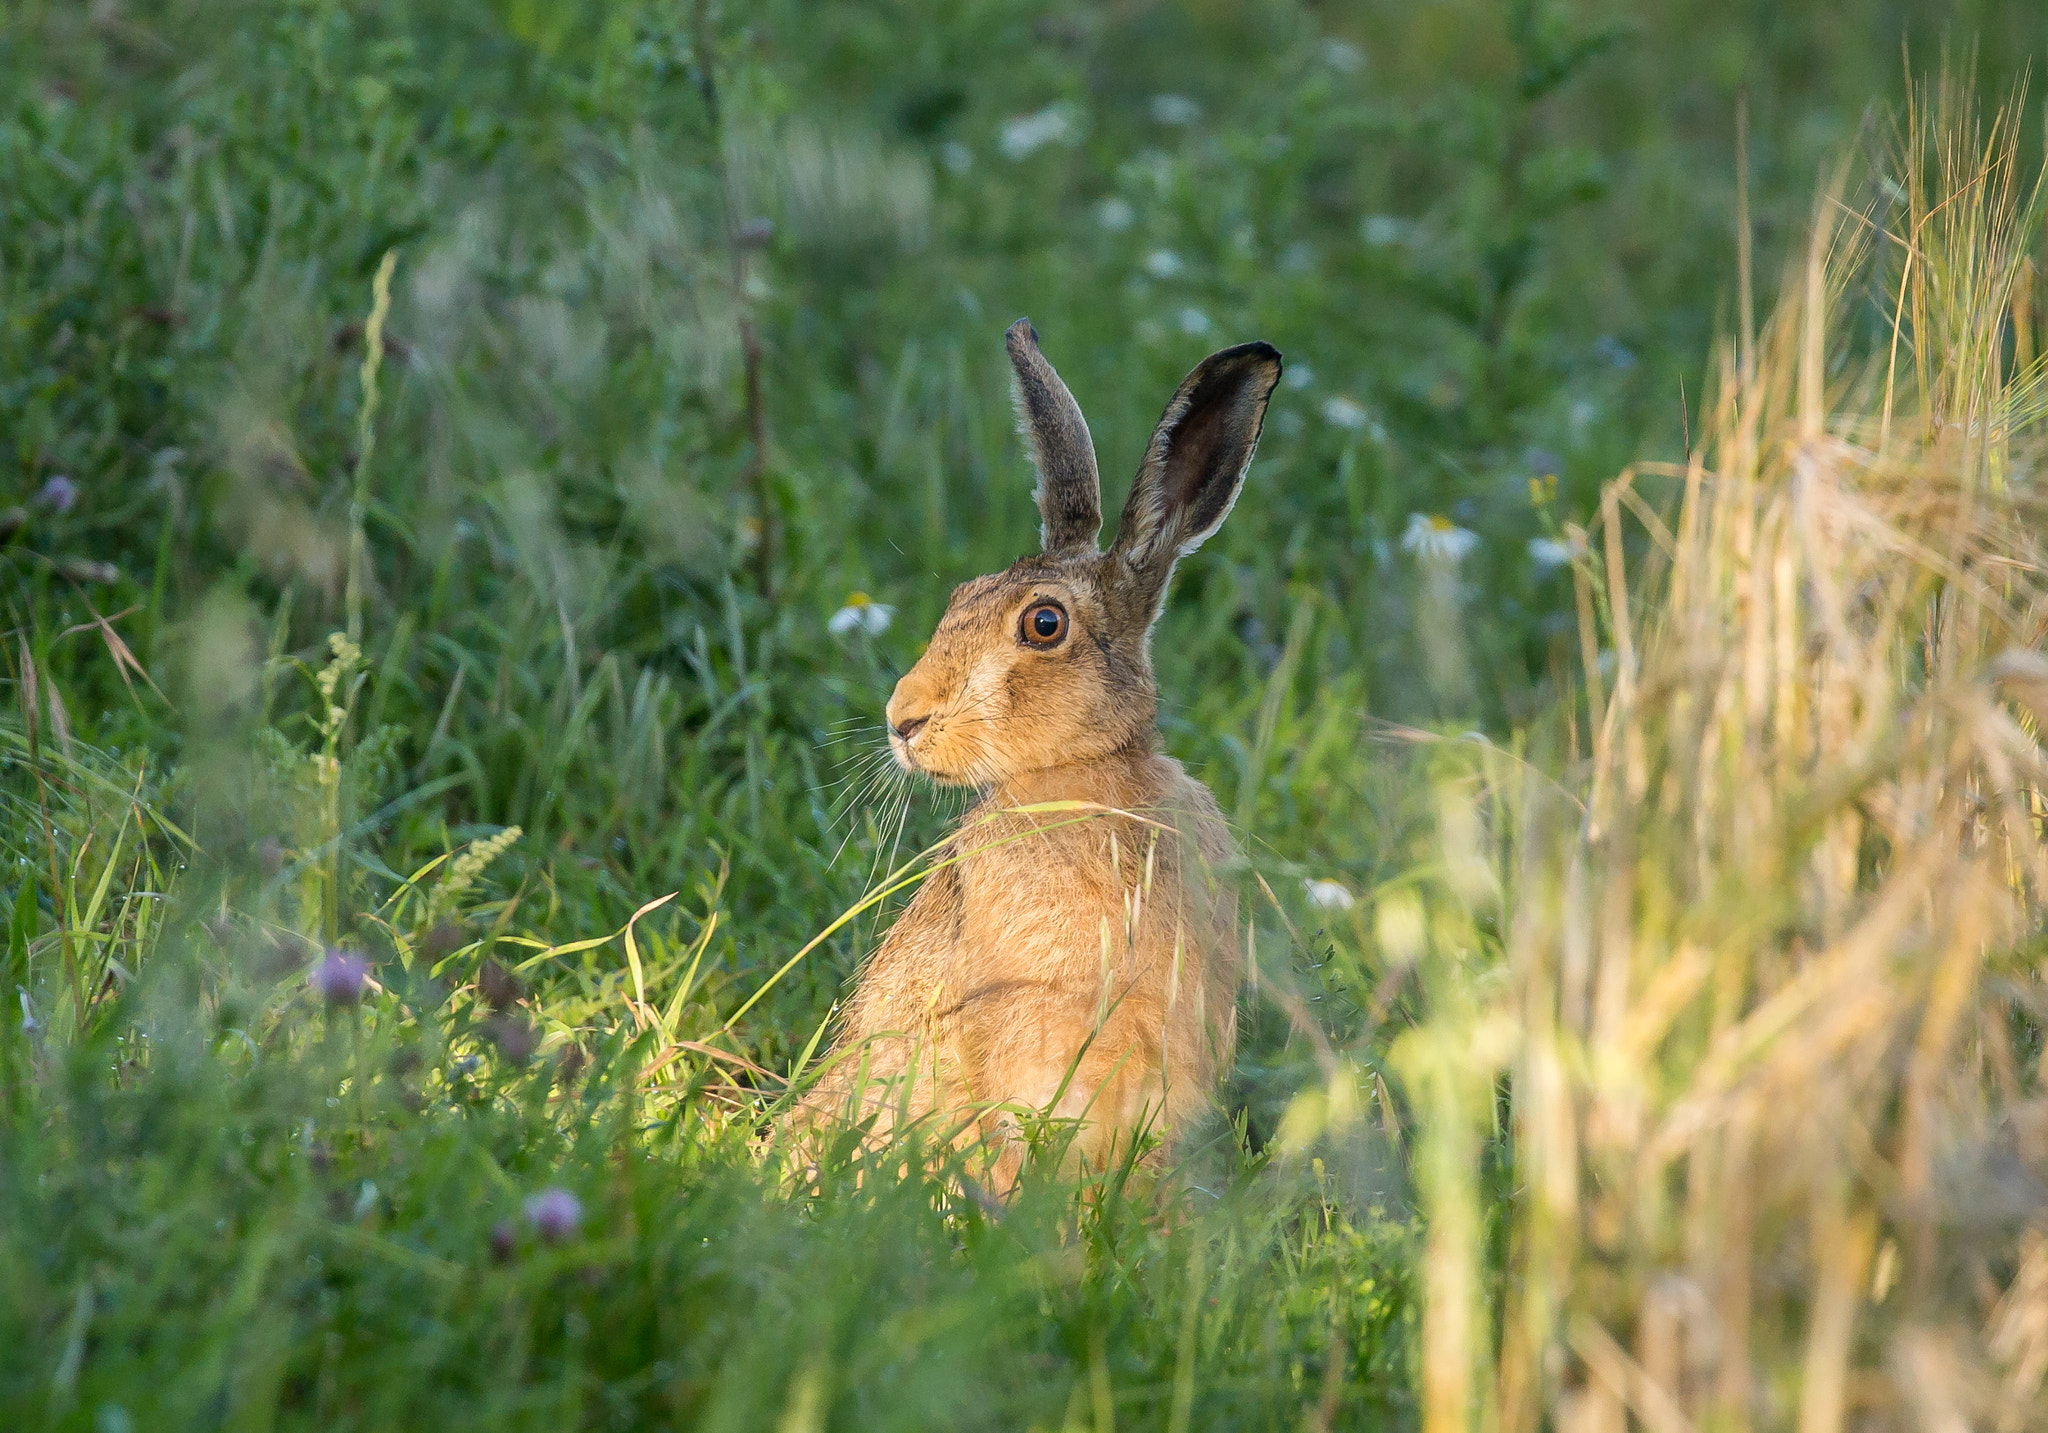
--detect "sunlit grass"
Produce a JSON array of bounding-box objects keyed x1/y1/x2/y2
[
  {"x1": 1387, "y1": 75, "x2": 2048, "y2": 1433},
  {"x1": 6, "y1": 3, "x2": 2048, "y2": 1429}
]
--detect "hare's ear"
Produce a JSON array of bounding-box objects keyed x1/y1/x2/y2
[
  {"x1": 1006, "y1": 319, "x2": 1102, "y2": 556},
  {"x1": 1109, "y1": 341, "x2": 1282, "y2": 620}
]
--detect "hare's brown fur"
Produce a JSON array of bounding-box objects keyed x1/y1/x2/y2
[{"x1": 799, "y1": 322, "x2": 1281, "y2": 1187}]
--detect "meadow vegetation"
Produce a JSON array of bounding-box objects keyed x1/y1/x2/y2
[{"x1": 4, "y1": 1, "x2": 2048, "y2": 1428}]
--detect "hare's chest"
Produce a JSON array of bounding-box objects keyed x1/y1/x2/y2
[{"x1": 949, "y1": 829, "x2": 1169, "y2": 979}]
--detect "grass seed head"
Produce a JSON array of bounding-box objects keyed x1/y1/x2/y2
[
  {"x1": 476, "y1": 959, "x2": 522, "y2": 1011},
  {"x1": 486, "y1": 1016, "x2": 537, "y2": 1065},
  {"x1": 420, "y1": 921, "x2": 466, "y2": 962},
  {"x1": 556, "y1": 1044, "x2": 588, "y2": 1086}
]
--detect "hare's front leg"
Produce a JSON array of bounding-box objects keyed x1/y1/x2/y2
[
  {"x1": 963, "y1": 989, "x2": 1170, "y2": 1188},
  {"x1": 795, "y1": 865, "x2": 967, "y2": 1143}
]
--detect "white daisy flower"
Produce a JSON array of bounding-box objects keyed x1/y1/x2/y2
[
  {"x1": 1304, "y1": 879, "x2": 1356, "y2": 911},
  {"x1": 999, "y1": 105, "x2": 1075, "y2": 161},
  {"x1": 1144, "y1": 249, "x2": 1184, "y2": 279},
  {"x1": 1282, "y1": 363, "x2": 1315, "y2": 391},
  {"x1": 1361, "y1": 215, "x2": 1412, "y2": 247},
  {"x1": 828, "y1": 592, "x2": 895, "y2": 637},
  {"x1": 1321, "y1": 395, "x2": 1368, "y2": 430},
  {"x1": 1320, "y1": 38, "x2": 1365, "y2": 74},
  {"x1": 1401, "y1": 513, "x2": 1479, "y2": 563},
  {"x1": 1528, "y1": 536, "x2": 1575, "y2": 569},
  {"x1": 1176, "y1": 307, "x2": 1212, "y2": 335},
  {"x1": 1097, "y1": 197, "x2": 1136, "y2": 232}
]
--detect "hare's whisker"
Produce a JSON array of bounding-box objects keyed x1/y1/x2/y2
[
  {"x1": 865, "y1": 777, "x2": 915, "y2": 909},
  {"x1": 820, "y1": 733, "x2": 890, "y2": 769},
  {"x1": 820, "y1": 761, "x2": 901, "y2": 841},
  {"x1": 837, "y1": 762, "x2": 897, "y2": 824},
  {"x1": 827, "y1": 760, "x2": 904, "y2": 867},
  {"x1": 812, "y1": 744, "x2": 892, "y2": 804}
]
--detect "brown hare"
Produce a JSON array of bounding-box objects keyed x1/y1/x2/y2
[{"x1": 798, "y1": 319, "x2": 1281, "y2": 1190}]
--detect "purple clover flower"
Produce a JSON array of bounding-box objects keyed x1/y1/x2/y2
[
  {"x1": 524, "y1": 1186, "x2": 583, "y2": 1242},
  {"x1": 311, "y1": 948, "x2": 370, "y2": 1007}
]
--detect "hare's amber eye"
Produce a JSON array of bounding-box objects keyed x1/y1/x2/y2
[{"x1": 1021, "y1": 602, "x2": 1068, "y2": 647}]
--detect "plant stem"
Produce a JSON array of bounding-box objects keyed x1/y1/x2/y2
[
  {"x1": 345, "y1": 250, "x2": 398, "y2": 646},
  {"x1": 12, "y1": 638, "x2": 85, "y2": 1030}
]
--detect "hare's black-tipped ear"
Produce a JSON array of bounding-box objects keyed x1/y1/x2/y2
[
  {"x1": 1006, "y1": 319, "x2": 1102, "y2": 556},
  {"x1": 1109, "y1": 341, "x2": 1282, "y2": 620}
]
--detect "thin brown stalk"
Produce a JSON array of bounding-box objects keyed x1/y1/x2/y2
[{"x1": 694, "y1": 0, "x2": 779, "y2": 602}]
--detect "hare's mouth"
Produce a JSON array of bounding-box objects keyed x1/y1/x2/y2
[
  {"x1": 888, "y1": 716, "x2": 980, "y2": 785},
  {"x1": 888, "y1": 716, "x2": 933, "y2": 777}
]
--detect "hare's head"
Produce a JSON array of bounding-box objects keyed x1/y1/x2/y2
[{"x1": 886, "y1": 320, "x2": 1281, "y2": 786}]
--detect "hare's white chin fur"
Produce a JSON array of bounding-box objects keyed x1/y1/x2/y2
[
  {"x1": 886, "y1": 729, "x2": 920, "y2": 775},
  {"x1": 791, "y1": 321, "x2": 1281, "y2": 1191}
]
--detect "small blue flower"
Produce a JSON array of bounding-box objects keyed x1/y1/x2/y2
[
  {"x1": 1593, "y1": 336, "x2": 1637, "y2": 371},
  {"x1": 37, "y1": 475, "x2": 77, "y2": 513}
]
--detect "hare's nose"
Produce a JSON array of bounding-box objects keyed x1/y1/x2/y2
[{"x1": 892, "y1": 714, "x2": 930, "y2": 743}]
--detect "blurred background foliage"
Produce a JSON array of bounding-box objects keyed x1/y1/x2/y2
[
  {"x1": 4, "y1": 2, "x2": 2048, "y2": 1425},
  {"x1": 8, "y1": 0, "x2": 2044, "y2": 1045}
]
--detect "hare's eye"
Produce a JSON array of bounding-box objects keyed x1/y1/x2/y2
[{"x1": 1021, "y1": 602, "x2": 1068, "y2": 647}]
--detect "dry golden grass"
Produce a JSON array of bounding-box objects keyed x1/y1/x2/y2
[{"x1": 1397, "y1": 78, "x2": 2048, "y2": 1433}]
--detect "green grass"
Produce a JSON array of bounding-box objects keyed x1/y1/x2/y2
[
  {"x1": 3, "y1": 1, "x2": 2047, "y2": 1428},
  {"x1": 3, "y1": 981, "x2": 1415, "y2": 1429}
]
